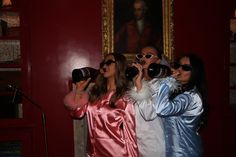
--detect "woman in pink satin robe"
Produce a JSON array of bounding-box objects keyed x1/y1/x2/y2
[{"x1": 64, "y1": 53, "x2": 139, "y2": 157}]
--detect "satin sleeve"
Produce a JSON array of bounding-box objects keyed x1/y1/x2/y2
[
  {"x1": 154, "y1": 77, "x2": 192, "y2": 116},
  {"x1": 138, "y1": 98, "x2": 158, "y2": 121},
  {"x1": 137, "y1": 79, "x2": 162, "y2": 121},
  {"x1": 128, "y1": 80, "x2": 159, "y2": 121},
  {"x1": 63, "y1": 89, "x2": 89, "y2": 118}
]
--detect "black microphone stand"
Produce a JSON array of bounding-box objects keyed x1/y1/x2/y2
[{"x1": 8, "y1": 85, "x2": 49, "y2": 157}]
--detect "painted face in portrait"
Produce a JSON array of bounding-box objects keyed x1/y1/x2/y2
[{"x1": 134, "y1": 1, "x2": 146, "y2": 20}]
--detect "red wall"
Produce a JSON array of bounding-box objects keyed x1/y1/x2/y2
[
  {"x1": 174, "y1": 0, "x2": 236, "y2": 156},
  {"x1": 24, "y1": 0, "x2": 236, "y2": 157},
  {"x1": 27, "y1": 1, "x2": 102, "y2": 157}
]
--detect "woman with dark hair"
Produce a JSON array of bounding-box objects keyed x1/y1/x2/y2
[
  {"x1": 64, "y1": 53, "x2": 139, "y2": 157},
  {"x1": 132, "y1": 53, "x2": 208, "y2": 157},
  {"x1": 128, "y1": 46, "x2": 166, "y2": 157}
]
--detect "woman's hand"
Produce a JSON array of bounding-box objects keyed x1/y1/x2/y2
[
  {"x1": 171, "y1": 68, "x2": 179, "y2": 80},
  {"x1": 76, "y1": 78, "x2": 91, "y2": 92},
  {"x1": 132, "y1": 62, "x2": 143, "y2": 91}
]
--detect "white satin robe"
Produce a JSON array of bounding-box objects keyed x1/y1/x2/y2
[{"x1": 128, "y1": 78, "x2": 165, "y2": 157}]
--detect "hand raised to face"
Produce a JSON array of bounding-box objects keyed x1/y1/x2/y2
[{"x1": 76, "y1": 78, "x2": 91, "y2": 92}]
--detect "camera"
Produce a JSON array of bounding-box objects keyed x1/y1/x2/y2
[
  {"x1": 72, "y1": 67, "x2": 99, "y2": 84},
  {"x1": 125, "y1": 63, "x2": 171, "y2": 81}
]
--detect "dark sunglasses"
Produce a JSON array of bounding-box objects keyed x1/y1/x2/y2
[
  {"x1": 136, "y1": 54, "x2": 156, "y2": 59},
  {"x1": 173, "y1": 62, "x2": 192, "y2": 71},
  {"x1": 100, "y1": 60, "x2": 116, "y2": 68}
]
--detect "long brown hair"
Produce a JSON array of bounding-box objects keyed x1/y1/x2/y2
[{"x1": 89, "y1": 53, "x2": 129, "y2": 108}]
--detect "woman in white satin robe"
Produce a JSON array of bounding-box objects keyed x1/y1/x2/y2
[
  {"x1": 129, "y1": 46, "x2": 167, "y2": 157},
  {"x1": 64, "y1": 53, "x2": 139, "y2": 157},
  {"x1": 133, "y1": 54, "x2": 208, "y2": 157}
]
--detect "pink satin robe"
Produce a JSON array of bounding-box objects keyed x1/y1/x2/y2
[{"x1": 64, "y1": 91, "x2": 139, "y2": 157}]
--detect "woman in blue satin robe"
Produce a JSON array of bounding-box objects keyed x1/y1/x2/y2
[{"x1": 132, "y1": 54, "x2": 208, "y2": 157}]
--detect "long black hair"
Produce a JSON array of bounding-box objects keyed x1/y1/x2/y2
[{"x1": 171, "y1": 54, "x2": 209, "y2": 128}]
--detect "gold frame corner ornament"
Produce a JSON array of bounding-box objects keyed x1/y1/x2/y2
[
  {"x1": 102, "y1": 0, "x2": 174, "y2": 61},
  {"x1": 101, "y1": 0, "x2": 114, "y2": 58}
]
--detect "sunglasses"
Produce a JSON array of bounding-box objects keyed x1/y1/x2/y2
[
  {"x1": 136, "y1": 54, "x2": 157, "y2": 59},
  {"x1": 100, "y1": 59, "x2": 116, "y2": 68},
  {"x1": 173, "y1": 62, "x2": 192, "y2": 71}
]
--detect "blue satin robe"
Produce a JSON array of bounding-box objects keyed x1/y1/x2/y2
[{"x1": 154, "y1": 77, "x2": 203, "y2": 157}]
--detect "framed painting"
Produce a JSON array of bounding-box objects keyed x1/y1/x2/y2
[{"x1": 102, "y1": 0, "x2": 174, "y2": 62}]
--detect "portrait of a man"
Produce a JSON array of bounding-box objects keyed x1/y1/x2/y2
[{"x1": 114, "y1": 0, "x2": 163, "y2": 54}]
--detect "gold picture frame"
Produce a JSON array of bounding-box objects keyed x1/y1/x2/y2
[{"x1": 102, "y1": 0, "x2": 174, "y2": 62}]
